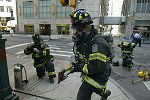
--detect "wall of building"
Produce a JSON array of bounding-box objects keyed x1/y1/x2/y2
[
  {"x1": 121, "y1": 0, "x2": 150, "y2": 40},
  {"x1": 16, "y1": 0, "x2": 72, "y2": 35},
  {"x1": 16, "y1": 0, "x2": 109, "y2": 35},
  {"x1": 76, "y1": 0, "x2": 109, "y2": 30},
  {"x1": 77, "y1": 0, "x2": 100, "y2": 28}
]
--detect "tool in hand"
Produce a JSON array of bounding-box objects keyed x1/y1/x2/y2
[
  {"x1": 58, "y1": 61, "x2": 79, "y2": 84},
  {"x1": 58, "y1": 65, "x2": 73, "y2": 84},
  {"x1": 58, "y1": 52, "x2": 85, "y2": 84}
]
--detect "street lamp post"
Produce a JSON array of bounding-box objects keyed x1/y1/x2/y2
[{"x1": 10, "y1": 9, "x2": 13, "y2": 36}]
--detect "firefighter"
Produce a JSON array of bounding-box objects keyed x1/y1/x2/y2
[
  {"x1": 118, "y1": 41, "x2": 136, "y2": 68},
  {"x1": 70, "y1": 9, "x2": 111, "y2": 100},
  {"x1": 133, "y1": 33, "x2": 142, "y2": 47},
  {"x1": 24, "y1": 34, "x2": 56, "y2": 83}
]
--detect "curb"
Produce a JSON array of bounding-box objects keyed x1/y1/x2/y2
[{"x1": 109, "y1": 78, "x2": 137, "y2": 100}]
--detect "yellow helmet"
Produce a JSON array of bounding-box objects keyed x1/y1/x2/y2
[
  {"x1": 137, "y1": 70, "x2": 149, "y2": 80},
  {"x1": 138, "y1": 71, "x2": 144, "y2": 78},
  {"x1": 123, "y1": 42, "x2": 128, "y2": 46},
  {"x1": 69, "y1": 9, "x2": 93, "y2": 28}
]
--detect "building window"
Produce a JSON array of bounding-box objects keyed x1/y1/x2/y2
[
  {"x1": 147, "y1": 4, "x2": 150, "y2": 12},
  {"x1": 23, "y1": 1, "x2": 34, "y2": 19},
  {"x1": 6, "y1": 6, "x2": 12, "y2": 12},
  {"x1": 24, "y1": 24, "x2": 34, "y2": 34},
  {"x1": 137, "y1": 0, "x2": 142, "y2": 3},
  {"x1": 56, "y1": 0, "x2": 71, "y2": 18},
  {"x1": 141, "y1": 0, "x2": 147, "y2": 12},
  {"x1": 0, "y1": 6, "x2": 4, "y2": 12},
  {"x1": 39, "y1": 0, "x2": 51, "y2": 19}
]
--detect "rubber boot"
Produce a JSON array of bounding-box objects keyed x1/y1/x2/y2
[
  {"x1": 49, "y1": 76, "x2": 54, "y2": 83},
  {"x1": 49, "y1": 78, "x2": 54, "y2": 83},
  {"x1": 100, "y1": 90, "x2": 111, "y2": 100}
]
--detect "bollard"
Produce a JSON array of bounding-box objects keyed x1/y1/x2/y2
[{"x1": 0, "y1": 33, "x2": 19, "y2": 100}]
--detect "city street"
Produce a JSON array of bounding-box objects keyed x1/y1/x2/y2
[
  {"x1": 112, "y1": 37, "x2": 150, "y2": 100},
  {"x1": 1, "y1": 0, "x2": 150, "y2": 100},
  {"x1": 2, "y1": 34, "x2": 150, "y2": 100}
]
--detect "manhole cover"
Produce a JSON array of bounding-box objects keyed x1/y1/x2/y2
[{"x1": 110, "y1": 71, "x2": 127, "y2": 81}]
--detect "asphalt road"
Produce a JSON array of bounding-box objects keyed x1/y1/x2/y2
[
  {"x1": 112, "y1": 37, "x2": 150, "y2": 100},
  {"x1": 2, "y1": 34, "x2": 150, "y2": 100}
]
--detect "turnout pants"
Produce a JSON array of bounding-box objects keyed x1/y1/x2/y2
[
  {"x1": 36, "y1": 60, "x2": 56, "y2": 79},
  {"x1": 77, "y1": 81, "x2": 106, "y2": 100}
]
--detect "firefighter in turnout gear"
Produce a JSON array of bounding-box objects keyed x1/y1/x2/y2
[
  {"x1": 118, "y1": 41, "x2": 136, "y2": 68},
  {"x1": 70, "y1": 9, "x2": 111, "y2": 100},
  {"x1": 24, "y1": 34, "x2": 56, "y2": 83}
]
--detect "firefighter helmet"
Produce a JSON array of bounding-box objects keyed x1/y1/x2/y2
[
  {"x1": 69, "y1": 9, "x2": 93, "y2": 28},
  {"x1": 32, "y1": 34, "x2": 42, "y2": 42},
  {"x1": 138, "y1": 70, "x2": 149, "y2": 80},
  {"x1": 122, "y1": 41, "x2": 128, "y2": 46}
]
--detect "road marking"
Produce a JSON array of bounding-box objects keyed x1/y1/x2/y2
[
  {"x1": 49, "y1": 47, "x2": 61, "y2": 50},
  {"x1": 12, "y1": 43, "x2": 73, "y2": 57},
  {"x1": 15, "y1": 50, "x2": 73, "y2": 58},
  {"x1": 15, "y1": 49, "x2": 73, "y2": 55},
  {"x1": 51, "y1": 53, "x2": 71, "y2": 57},
  {"x1": 15, "y1": 51, "x2": 24, "y2": 55},
  {"x1": 6, "y1": 42, "x2": 33, "y2": 50},
  {"x1": 144, "y1": 81, "x2": 150, "y2": 91},
  {"x1": 51, "y1": 50, "x2": 73, "y2": 54}
]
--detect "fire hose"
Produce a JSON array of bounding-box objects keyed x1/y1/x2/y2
[{"x1": 12, "y1": 89, "x2": 55, "y2": 100}]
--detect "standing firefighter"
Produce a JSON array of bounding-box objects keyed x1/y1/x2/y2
[
  {"x1": 70, "y1": 9, "x2": 111, "y2": 100},
  {"x1": 118, "y1": 41, "x2": 136, "y2": 68},
  {"x1": 24, "y1": 34, "x2": 56, "y2": 83}
]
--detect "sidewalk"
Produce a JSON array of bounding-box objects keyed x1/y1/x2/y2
[
  {"x1": 10, "y1": 59, "x2": 136, "y2": 100},
  {"x1": 4, "y1": 34, "x2": 137, "y2": 100}
]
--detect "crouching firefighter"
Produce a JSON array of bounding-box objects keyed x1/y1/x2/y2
[
  {"x1": 24, "y1": 34, "x2": 56, "y2": 83},
  {"x1": 118, "y1": 41, "x2": 136, "y2": 68},
  {"x1": 70, "y1": 9, "x2": 111, "y2": 100}
]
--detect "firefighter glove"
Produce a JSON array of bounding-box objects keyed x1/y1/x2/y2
[
  {"x1": 33, "y1": 48, "x2": 39, "y2": 53},
  {"x1": 72, "y1": 62, "x2": 84, "y2": 72},
  {"x1": 28, "y1": 43, "x2": 34, "y2": 48}
]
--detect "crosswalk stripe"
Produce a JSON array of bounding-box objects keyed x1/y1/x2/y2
[
  {"x1": 15, "y1": 50, "x2": 73, "y2": 55},
  {"x1": 6, "y1": 42, "x2": 32, "y2": 50},
  {"x1": 144, "y1": 81, "x2": 150, "y2": 92},
  {"x1": 51, "y1": 53, "x2": 71, "y2": 57},
  {"x1": 15, "y1": 51, "x2": 24, "y2": 55},
  {"x1": 50, "y1": 50, "x2": 73, "y2": 53}
]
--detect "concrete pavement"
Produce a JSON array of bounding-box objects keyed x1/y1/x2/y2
[
  {"x1": 10, "y1": 59, "x2": 136, "y2": 100},
  {"x1": 4, "y1": 34, "x2": 138, "y2": 100}
]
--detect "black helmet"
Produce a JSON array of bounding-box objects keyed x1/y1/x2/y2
[
  {"x1": 32, "y1": 34, "x2": 42, "y2": 42},
  {"x1": 70, "y1": 9, "x2": 93, "y2": 28}
]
